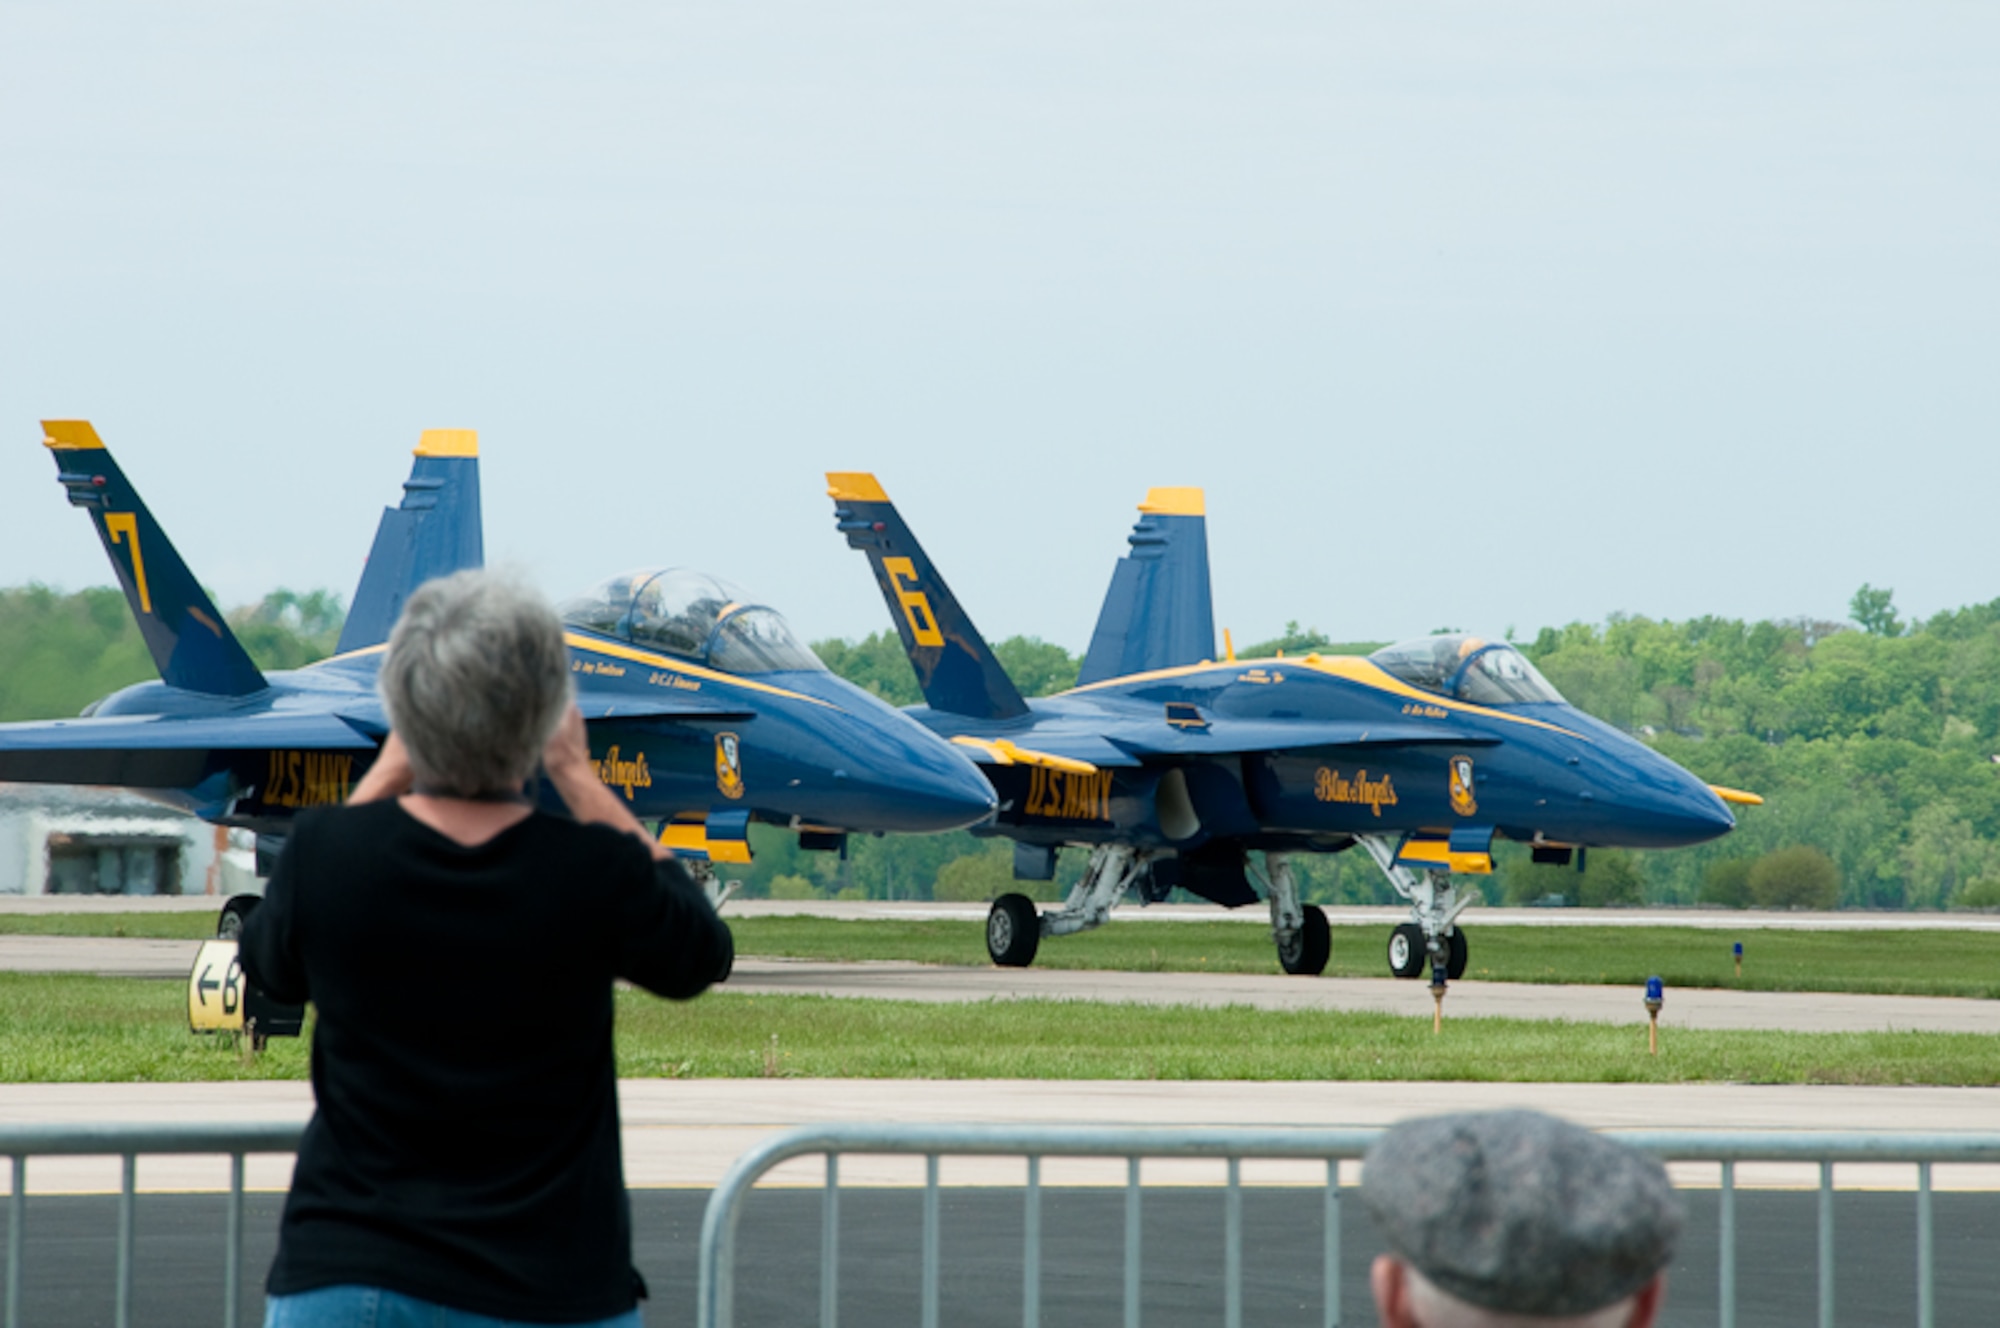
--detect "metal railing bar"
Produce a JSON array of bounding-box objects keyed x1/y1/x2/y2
[
  {"x1": 1124, "y1": 1157, "x2": 1141, "y2": 1328},
  {"x1": 921, "y1": 1154, "x2": 939, "y2": 1328},
  {"x1": 116, "y1": 1153, "x2": 134, "y2": 1328},
  {"x1": 0, "y1": 1123, "x2": 303, "y2": 1157},
  {"x1": 225, "y1": 1153, "x2": 245, "y2": 1328},
  {"x1": 1917, "y1": 1161, "x2": 1933, "y2": 1328},
  {"x1": 6, "y1": 1156, "x2": 22, "y2": 1328},
  {"x1": 820, "y1": 1154, "x2": 838, "y2": 1328},
  {"x1": 1718, "y1": 1160, "x2": 1736, "y2": 1328},
  {"x1": 1022, "y1": 1156, "x2": 1040, "y2": 1328},
  {"x1": 1324, "y1": 1160, "x2": 1340, "y2": 1328},
  {"x1": 682, "y1": 1124, "x2": 2000, "y2": 1328},
  {"x1": 1817, "y1": 1161, "x2": 1833, "y2": 1328},
  {"x1": 680, "y1": 1123, "x2": 2000, "y2": 1174},
  {"x1": 1225, "y1": 1158, "x2": 1242, "y2": 1328}
]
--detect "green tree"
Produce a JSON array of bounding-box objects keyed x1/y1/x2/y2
[
  {"x1": 1955, "y1": 877, "x2": 2000, "y2": 910},
  {"x1": 1698, "y1": 858, "x2": 1753, "y2": 908},
  {"x1": 1850, "y1": 584, "x2": 1904, "y2": 638},
  {"x1": 1577, "y1": 850, "x2": 1644, "y2": 907},
  {"x1": 1748, "y1": 846, "x2": 1841, "y2": 910},
  {"x1": 932, "y1": 844, "x2": 1018, "y2": 901},
  {"x1": 811, "y1": 631, "x2": 921, "y2": 705},
  {"x1": 992, "y1": 637, "x2": 1080, "y2": 696},
  {"x1": 230, "y1": 588, "x2": 346, "y2": 669}
]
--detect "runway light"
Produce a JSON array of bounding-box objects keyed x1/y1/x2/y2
[
  {"x1": 1734, "y1": 941, "x2": 1743, "y2": 980},
  {"x1": 1644, "y1": 976, "x2": 1664, "y2": 1056}
]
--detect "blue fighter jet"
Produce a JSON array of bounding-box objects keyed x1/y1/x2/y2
[
  {"x1": 0, "y1": 423, "x2": 995, "y2": 903},
  {"x1": 828, "y1": 473, "x2": 1756, "y2": 980}
]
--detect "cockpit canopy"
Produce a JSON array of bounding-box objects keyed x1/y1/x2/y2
[
  {"x1": 558, "y1": 568, "x2": 826, "y2": 674},
  {"x1": 1368, "y1": 635, "x2": 1565, "y2": 706}
]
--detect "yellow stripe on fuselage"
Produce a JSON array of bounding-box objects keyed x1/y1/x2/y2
[
  {"x1": 308, "y1": 635, "x2": 839, "y2": 710},
  {"x1": 560, "y1": 633, "x2": 839, "y2": 708},
  {"x1": 1062, "y1": 655, "x2": 1586, "y2": 740}
]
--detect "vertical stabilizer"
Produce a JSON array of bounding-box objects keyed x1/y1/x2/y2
[
  {"x1": 335, "y1": 430, "x2": 484, "y2": 654},
  {"x1": 1076, "y1": 487, "x2": 1216, "y2": 686},
  {"x1": 42, "y1": 420, "x2": 270, "y2": 697},
  {"x1": 827, "y1": 473, "x2": 1028, "y2": 720}
]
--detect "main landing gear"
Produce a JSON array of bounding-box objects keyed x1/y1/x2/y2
[
  {"x1": 987, "y1": 844, "x2": 1149, "y2": 968},
  {"x1": 1261, "y1": 852, "x2": 1330, "y2": 976},
  {"x1": 984, "y1": 845, "x2": 1333, "y2": 976},
  {"x1": 1361, "y1": 836, "x2": 1469, "y2": 983}
]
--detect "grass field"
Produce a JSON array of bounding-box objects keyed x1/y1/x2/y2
[
  {"x1": 6, "y1": 911, "x2": 1999, "y2": 998},
  {"x1": 724, "y1": 917, "x2": 2000, "y2": 999},
  {"x1": 2, "y1": 974, "x2": 1995, "y2": 1086}
]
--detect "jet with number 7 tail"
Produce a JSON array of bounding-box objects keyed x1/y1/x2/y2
[
  {"x1": 0, "y1": 424, "x2": 995, "y2": 901},
  {"x1": 828, "y1": 472, "x2": 1754, "y2": 984}
]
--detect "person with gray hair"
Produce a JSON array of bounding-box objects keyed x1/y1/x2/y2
[
  {"x1": 242, "y1": 569, "x2": 732, "y2": 1328},
  {"x1": 1361, "y1": 1110, "x2": 1682, "y2": 1328}
]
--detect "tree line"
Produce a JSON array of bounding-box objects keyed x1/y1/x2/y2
[{"x1": 4, "y1": 581, "x2": 1996, "y2": 911}]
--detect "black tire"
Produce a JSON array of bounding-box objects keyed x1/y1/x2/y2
[
  {"x1": 1387, "y1": 923, "x2": 1427, "y2": 979},
  {"x1": 217, "y1": 895, "x2": 261, "y2": 941},
  {"x1": 986, "y1": 893, "x2": 1041, "y2": 968},
  {"x1": 1446, "y1": 929, "x2": 1468, "y2": 981},
  {"x1": 1278, "y1": 906, "x2": 1331, "y2": 976}
]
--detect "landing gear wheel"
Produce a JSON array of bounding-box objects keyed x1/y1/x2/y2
[
  {"x1": 1278, "y1": 906, "x2": 1331, "y2": 976},
  {"x1": 1446, "y1": 929, "x2": 1468, "y2": 980},
  {"x1": 987, "y1": 893, "x2": 1042, "y2": 968},
  {"x1": 217, "y1": 895, "x2": 260, "y2": 941},
  {"x1": 1387, "y1": 923, "x2": 1427, "y2": 979}
]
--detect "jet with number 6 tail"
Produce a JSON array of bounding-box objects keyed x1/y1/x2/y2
[
  {"x1": 0, "y1": 424, "x2": 995, "y2": 900},
  {"x1": 828, "y1": 472, "x2": 1753, "y2": 984}
]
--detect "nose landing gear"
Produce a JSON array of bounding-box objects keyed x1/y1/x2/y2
[{"x1": 1361, "y1": 837, "x2": 1473, "y2": 982}]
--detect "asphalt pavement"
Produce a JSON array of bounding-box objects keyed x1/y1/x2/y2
[{"x1": 9, "y1": 1186, "x2": 1995, "y2": 1327}]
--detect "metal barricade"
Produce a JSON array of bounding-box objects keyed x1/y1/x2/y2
[
  {"x1": 695, "y1": 1124, "x2": 2000, "y2": 1328},
  {"x1": 1, "y1": 1121, "x2": 304, "y2": 1328}
]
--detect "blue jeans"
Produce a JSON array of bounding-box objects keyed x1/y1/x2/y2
[{"x1": 265, "y1": 1285, "x2": 643, "y2": 1328}]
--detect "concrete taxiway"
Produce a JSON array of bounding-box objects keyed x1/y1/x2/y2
[
  {"x1": 6, "y1": 1079, "x2": 1998, "y2": 1196},
  {"x1": 6, "y1": 936, "x2": 1996, "y2": 1033}
]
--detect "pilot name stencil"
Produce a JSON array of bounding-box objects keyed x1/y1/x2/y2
[
  {"x1": 262, "y1": 751, "x2": 353, "y2": 809},
  {"x1": 1313, "y1": 766, "x2": 1397, "y2": 817},
  {"x1": 1024, "y1": 767, "x2": 1112, "y2": 822},
  {"x1": 594, "y1": 745, "x2": 652, "y2": 801}
]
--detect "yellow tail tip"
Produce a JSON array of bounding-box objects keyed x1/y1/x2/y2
[
  {"x1": 415, "y1": 429, "x2": 477, "y2": 458},
  {"x1": 41, "y1": 420, "x2": 104, "y2": 450},
  {"x1": 827, "y1": 472, "x2": 890, "y2": 503},
  {"x1": 1710, "y1": 785, "x2": 1765, "y2": 807},
  {"x1": 1138, "y1": 486, "x2": 1204, "y2": 517}
]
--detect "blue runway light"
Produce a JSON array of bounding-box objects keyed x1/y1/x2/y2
[{"x1": 1645, "y1": 976, "x2": 1664, "y2": 1003}]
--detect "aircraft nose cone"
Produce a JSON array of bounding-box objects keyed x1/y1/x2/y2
[
  {"x1": 838, "y1": 746, "x2": 997, "y2": 833},
  {"x1": 1651, "y1": 780, "x2": 1737, "y2": 845},
  {"x1": 1610, "y1": 758, "x2": 1737, "y2": 848},
  {"x1": 897, "y1": 757, "x2": 1000, "y2": 833}
]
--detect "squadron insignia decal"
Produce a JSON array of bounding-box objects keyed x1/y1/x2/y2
[
  {"x1": 715, "y1": 731, "x2": 745, "y2": 800},
  {"x1": 1449, "y1": 754, "x2": 1478, "y2": 816}
]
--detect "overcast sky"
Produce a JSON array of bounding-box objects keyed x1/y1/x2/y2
[{"x1": 3, "y1": 3, "x2": 1995, "y2": 653}]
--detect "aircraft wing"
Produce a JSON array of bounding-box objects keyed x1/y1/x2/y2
[
  {"x1": 0, "y1": 711, "x2": 381, "y2": 787},
  {"x1": 1112, "y1": 719, "x2": 1504, "y2": 759}
]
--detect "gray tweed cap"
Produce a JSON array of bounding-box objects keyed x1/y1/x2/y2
[{"x1": 1361, "y1": 1109, "x2": 1682, "y2": 1317}]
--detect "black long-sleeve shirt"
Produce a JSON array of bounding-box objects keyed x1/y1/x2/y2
[{"x1": 240, "y1": 800, "x2": 732, "y2": 1322}]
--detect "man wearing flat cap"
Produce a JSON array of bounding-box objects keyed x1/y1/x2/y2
[{"x1": 1361, "y1": 1110, "x2": 1682, "y2": 1328}]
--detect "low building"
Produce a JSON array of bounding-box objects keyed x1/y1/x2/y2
[{"x1": 0, "y1": 784, "x2": 257, "y2": 897}]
